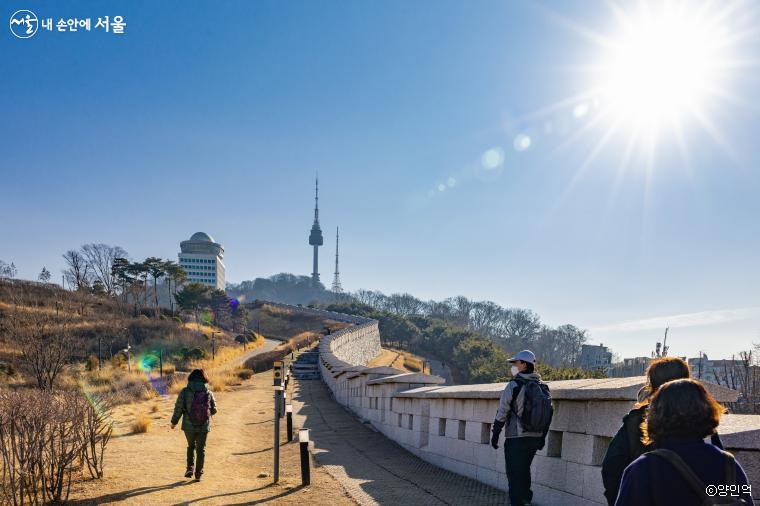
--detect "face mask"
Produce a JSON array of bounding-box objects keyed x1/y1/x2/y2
[{"x1": 511, "y1": 365, "x2": 519, "y2": 376}]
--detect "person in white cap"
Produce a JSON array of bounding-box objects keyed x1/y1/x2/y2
[{"x1": 491, "y1": 350, "x2": 553, "y2": 506}]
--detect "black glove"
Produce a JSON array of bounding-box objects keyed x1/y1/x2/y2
[{"x1": 491, "y1": 420, "x2": 505, "y2": 449}]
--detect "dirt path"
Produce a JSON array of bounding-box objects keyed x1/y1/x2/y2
[
  {"x1": 68, "y1": 361, "x2": 355, "y2": 505},
  {"x1": 216, "y1": 338, "x2": 280, "y2": 373}
]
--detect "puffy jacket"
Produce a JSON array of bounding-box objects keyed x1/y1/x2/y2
[
  {"x1": 171, "y1": 381, "x2": 217, "y2": 432},
  {"x1": 615, "y1": 438, "x2": 753, "y2": 506},
  {"x1": 494, "y1": 372, "x2": 545, "y2": 438},
  {"x1": 602, "y1": 406, "x2": 724, "y2": 506}
]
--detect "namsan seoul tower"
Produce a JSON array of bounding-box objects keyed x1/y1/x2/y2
[{"x1": 308, "y1": 176, "x2": 323, "y2": 285}]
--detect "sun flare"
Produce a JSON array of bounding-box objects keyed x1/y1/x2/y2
[{"x1": 596, "y1": 3, "x2": 729, "y2": 132}]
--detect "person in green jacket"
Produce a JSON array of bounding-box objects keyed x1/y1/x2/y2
[{"x1": 171, "y1": 369, "x2": 217, "y2": 481}]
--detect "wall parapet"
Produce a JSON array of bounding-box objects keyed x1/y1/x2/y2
[{"x1": 309, "y1": 304, "x2": 759, "y2": 504}]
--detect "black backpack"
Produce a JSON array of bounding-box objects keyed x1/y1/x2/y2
[
  {"x1": 510, "y1": 377, "x2": 553, "y2": 433},
  {"x1": 649, "y1": 449, "x2": 748, "y2": 505}
]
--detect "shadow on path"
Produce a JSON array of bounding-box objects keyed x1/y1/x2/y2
[
  {"x1": 171, "y1": 483, "x2": 305, "y2": 505},
  {"x1": 293, "y1": 379, "x2": 507, "y2": 506},
  {"x1": 66, "y1": 480, "x2": 193, "y2": 504}
]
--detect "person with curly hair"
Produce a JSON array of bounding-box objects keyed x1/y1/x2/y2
[
  {"x1": 601, "y1": 357, "x2": 724, "y2": 505},
  {"x1": 615, "y1": 379, "x2": 753, "y2": 505}
]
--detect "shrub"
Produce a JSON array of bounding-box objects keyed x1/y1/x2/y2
[
  {"x1": 182, "y1": 347, "x2": 208, "y2": 361},
  {"x1": 111, "y1": 354, "x2": 127, "y2": 369},
  {"x1": 237, "y1": 369, "x2": 254, "y2": 380},
  {"x1": 85, "y1": 355, "x2": 99, "y2": 371},
  {"x1": 0, "y1": 389, "x2": 114, "y2": 503},
  {"x1": 131, "y1": 414, "x2": 152, "y2": 433}
]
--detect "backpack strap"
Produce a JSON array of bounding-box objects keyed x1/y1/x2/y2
[
  {"x1": 648, "y1": 449, "x2": 711, "y2": 502},
  {"x1": 508, "y1": 377, "x2": 526, "y2": 424}
]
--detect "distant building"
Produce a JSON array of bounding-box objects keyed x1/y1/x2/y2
[
  {"x1": 178, "y1": 232, "x2": 225, "y2": 290},
  {"x1": 687, "y1": 355, "x2": 743, "y2": 384},
  {"x1": 609, "y1": 356, "x2": 652, "y2": 378},
  {"x1": 579, "y1": 344, "x2": 613, "y2": 371}
]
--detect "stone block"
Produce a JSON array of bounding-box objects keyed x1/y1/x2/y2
[
  {"x1": 429, "y1": 400, "x2": 444, "y2": 419},
  {"x1": 445, "y1": 458, "x2": 478, "y2": 480},
  {"x1": 552, "y1": 401, "x2": 588, "y2": 433},
  {"x1": 444, "y1": 398, "x2": 461, "y2": 419},
  {"x1": 445, "y1": 438, "x2": 477, "y2": 465},
  {"x1": 446, "y1": 419, "x2": 459, "y2": 439},
  {"x1": 533, "y1": 454, "x2": 567, "y2": 490},
  {"x1": 564, "y1": 461, "x2": 585, "y2": 496},
  {"x1": 476, "y1": 466, "x2": 501, "y2": 488},
  {"x1": 465, "y1": 420, "x2": 485, "y2": 443},
  {"x1": 474, "y1": 442, "x2": 500, "y2": 472},
  {"x1": 585, "y1": 401, "x2": 631, "y2": 437},
  {"x1": 582, "y1": 464, "x2": 606, "y2": 503},
  {"x1": 459, "y1": 399, "x2": 476, "y2": 419},
  {"x1": 473, "y1": 399, "x2": 499, "y2": 423},
  {"x1": 427, "y1": 433, "x2": 447, "y2": 455},
  {"x1": 562, "y1": 432, "x2": 608, "y2": 466}
]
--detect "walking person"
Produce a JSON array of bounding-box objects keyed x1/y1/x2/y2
[
  {"x1": 601, "y1": 357, "x2": 724, "y2": 505},
  {"x1": 615, "y1": 379, "x2": 753, "y2": 505},
  {"x1": 491, "y1": 350, "x2": 553, "y2": 506},
  {"x1": 171, "y1": 369, "x2": 218, "y2": 481}
]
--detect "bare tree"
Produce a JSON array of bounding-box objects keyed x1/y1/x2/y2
[
  {"x1": 7, "y1": 294, "x2": 74, "y2": 390},
  {"x1": 0, "y1": 260, "x2": 17, "y2": 279},
  {"x1": 498, "y1": 307, "x2": 542, "y2": 349},
  {"x1": 386, "y1": 293, "x2": 424, "y2": 316},
  {"x1": 469, "y1": 300, "x2": 502, "y2": 335},
  {"x1": 81, "y1": 243, "x2": 127, "y2": 296},
  {"x1": 62, "y1": 249, "x2": 91, "y2": 290}
]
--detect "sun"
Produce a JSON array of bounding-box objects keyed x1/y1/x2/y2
[{"x1": 596, "y1": 2, "x2": 729, "y2": 132}]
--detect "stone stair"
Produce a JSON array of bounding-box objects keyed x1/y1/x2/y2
[{"x1": 292, "y1": 350, "x2": 320, "y2": 380}]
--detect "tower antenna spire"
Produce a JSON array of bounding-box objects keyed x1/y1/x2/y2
[
  {"x1": 308, "y1": 174, "x2": 323, "y2": 284},
  {"x1": 332, "y1": 226, "x2": 343, "y2": 294},
  {"x1": 314, "y1": 174, "x2": 319, "y2": 224}
]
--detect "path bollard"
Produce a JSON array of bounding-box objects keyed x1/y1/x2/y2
[
  {"x1": 286, "y1": 404, "x2": 293, "y2": 442},
  {"x1": 299, "y1": 429, "x2": 310, "y2": 486},
  {"x1": 281, "y1": 391, "x2": 287, "y2": 418},
  {"x1": 273, "y1": 361, "x2": 284, "y2": 483}
]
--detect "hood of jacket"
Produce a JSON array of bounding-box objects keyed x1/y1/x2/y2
[
  {"x1": 188, "y1": 381, "x2": 208, "y2": 393},
  {"x1": 517, "y1": 371, "x2": 542, "y2": 382}
]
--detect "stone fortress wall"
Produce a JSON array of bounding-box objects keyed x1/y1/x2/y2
[{"x1": 277, "y1": 302, "x2": 760, "y2": 504}]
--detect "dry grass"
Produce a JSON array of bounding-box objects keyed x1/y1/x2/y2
[
  {"x1": 183, "y1": 321, "x2": 217, "y2": 334},
  {"x1": 188, "y1": 343, "x2": 249, "y2": 372},
  {"x1": 131, "y1": 414, "x2": 152, "y2": 434},
  {"x1": 401, "y1": 352, "x2": 431, "y2": 374},
  {"x1": 370, "y1": 348, "x2": 429, "y2": 373},
  {"x1": 150, "y1": 404, "x2": 160, "y2": 413}
]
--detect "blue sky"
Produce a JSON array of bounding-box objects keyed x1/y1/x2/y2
[{"x1": 2, "y1": 1, "x2": 759, "y2": 359}]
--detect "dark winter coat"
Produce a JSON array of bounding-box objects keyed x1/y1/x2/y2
[
  {"x1": 171, "y1": 381, "x2": 217, "y2": 432},
  {"x1": 602, "y1": 406, "x2": 724, "y2": 506},
  {"x1": 615, "y1": 438, "x2": 753, "y2": 506}
]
